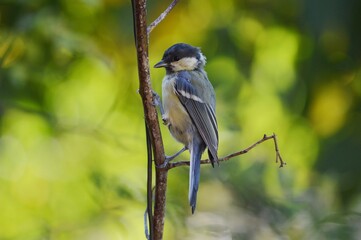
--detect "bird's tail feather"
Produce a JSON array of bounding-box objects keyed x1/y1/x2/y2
[{"x1": 189, "y1": 144, "x2": 202, "y2": 214}]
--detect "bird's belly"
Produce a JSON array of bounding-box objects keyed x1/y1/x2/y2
[{"x1": 163, "y1": 80, "x2": 193, "y2": 145}]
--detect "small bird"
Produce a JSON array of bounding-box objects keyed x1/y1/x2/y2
[{"x1": 154, "y1": 43, "x2": 218, "y2": 213}]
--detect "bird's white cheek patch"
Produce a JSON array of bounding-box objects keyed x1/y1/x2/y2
[{"x1": 171, "y1": 57, "x2": 198, "y2": 71}]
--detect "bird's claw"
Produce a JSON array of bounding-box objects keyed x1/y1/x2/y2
[
  {"x1": 152, "y1": 91, "x2": 161, "y2": 107},
  {"x1": 156, "y1": 147, "x2": 187, "y2": 168},
  {"x1": 162, "y1": 118, "x2": 168, "y2": 126},
  {"x1": 156, "y1": 157, "x2": 171, "y2": 169}
]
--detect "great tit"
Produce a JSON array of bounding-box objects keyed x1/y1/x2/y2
[{"x1": 154, "y1": 43, "x2": 219, "y2": 213}]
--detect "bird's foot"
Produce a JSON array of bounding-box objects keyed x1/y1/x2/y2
[
  {"x1": 152, "y1": 91, "x2": 161, "y2": 107},
  {"x1": 156, "y1": 147, "x2": 187, "y2": 168}
]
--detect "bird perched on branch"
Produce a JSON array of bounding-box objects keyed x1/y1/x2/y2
[{"x1": 154, "y1": 43, "x2": 219, "y2": 213}]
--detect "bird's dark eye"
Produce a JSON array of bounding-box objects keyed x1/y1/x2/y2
[{"x1": 173, "y1": 56, "x2": 180, "y2": 61}]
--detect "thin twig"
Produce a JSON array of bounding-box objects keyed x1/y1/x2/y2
[
  {"x1": 147, "y1": 0, "x2": 180, "y2": 35},
  {"x1": 144, "y1": 206, "x2": 149, "y2": 240},
  {"x1": 168, "y1": 133, "x2": 286, "y2": 169},
  {"x1": 145, "y1": 124, "x2": 153, "y2": 239},
  {"x1": 144, "y1": 186, "x2": 156, "y2": 240}
]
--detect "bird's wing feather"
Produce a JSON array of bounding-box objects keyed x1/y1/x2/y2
[{"x1": 174, "y1": 72, "x2": 218, "y2": 166}]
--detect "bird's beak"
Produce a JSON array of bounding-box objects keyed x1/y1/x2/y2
[{"x1": 154, "y1": 60, "x2": 168, "y2": 68}]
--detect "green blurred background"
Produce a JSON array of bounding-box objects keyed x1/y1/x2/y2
[{"x1": 1, "y1": 0, "x2": 361, "y2": 239}]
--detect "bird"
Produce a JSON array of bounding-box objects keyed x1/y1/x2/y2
[{"x1": 154, "y1": 43, "x2": 218, "y2": 213}]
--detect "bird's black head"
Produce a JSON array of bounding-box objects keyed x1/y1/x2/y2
[{"x1": 154, "y1": 43, "x2": 206, "y2": 73}]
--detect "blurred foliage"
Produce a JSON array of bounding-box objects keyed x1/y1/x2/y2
[{"x1": 1, "y1": 0, "x2": 361, "y2": 239}]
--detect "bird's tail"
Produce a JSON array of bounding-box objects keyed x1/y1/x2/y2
[{"x1": 189, "y1": 143, "x2": 202, "y2": 214}]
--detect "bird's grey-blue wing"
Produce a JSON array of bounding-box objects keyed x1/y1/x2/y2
[{"x1": 174, "y1": 72, "x2": 218, "y2": 166}]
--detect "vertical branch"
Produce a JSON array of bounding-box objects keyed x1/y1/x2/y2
[{"x1": 132, "y1": 0, "x2": 168, "y2": 239}]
